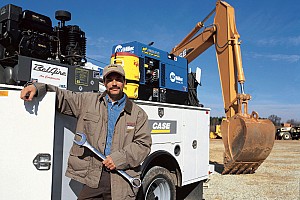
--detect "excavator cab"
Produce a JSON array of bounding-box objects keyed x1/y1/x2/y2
[{"x1": 171, "y1": 0, "x2": 275, "y2": 174}]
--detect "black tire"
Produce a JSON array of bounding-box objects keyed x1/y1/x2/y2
[
  {"x1": 282, "y1": 132, "x2": 291, "y2": 140},
  {"x1": 290, "y1": 128, "x2": 295, "y2": 133},
  {"x1": 142, "y1": 166, "x2": 176, "y2": 200}
]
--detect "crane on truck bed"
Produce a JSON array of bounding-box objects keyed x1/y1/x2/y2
[
  {"x1": 171, "y1": 0, "x2": 276, "y2": 174},
  {"x1": 113, "y1": 0, "x2": 275, "y2": 175}
]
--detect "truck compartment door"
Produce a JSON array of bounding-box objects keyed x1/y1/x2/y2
[{"x1": 0, "y1": 89, "x2": 56, "y2": 200}]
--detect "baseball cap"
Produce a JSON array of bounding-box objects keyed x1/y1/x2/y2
[{"x1": 102, "y1": 64, "x2": 125, "y2": 78}]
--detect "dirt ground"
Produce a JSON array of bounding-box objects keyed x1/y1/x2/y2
[{"x1": 203, "y1": 139, "x2": 300, "y2": 200}]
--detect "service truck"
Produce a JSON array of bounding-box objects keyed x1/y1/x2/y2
[{"x1": 0, "y1": 1, "x2": 275, "y2": 199}]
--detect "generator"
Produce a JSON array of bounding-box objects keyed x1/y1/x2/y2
[{"x1": 111, "y1": 41, "x2": 189, "y2": 105}]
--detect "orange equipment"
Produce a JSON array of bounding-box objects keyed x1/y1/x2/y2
[{"x1": 171, "y1": 0, "x2": 275, "y2": 174}]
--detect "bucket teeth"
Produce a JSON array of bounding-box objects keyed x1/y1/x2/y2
[
  {"x1": 229, "y1": 163, "x2": 242, "y2": 174},
  {"x1": 222, "y1": 161, "x2": 262, "y2": 175},
  {"x1": 236, "y1": 163, "x2": 248, "y2": 174}
]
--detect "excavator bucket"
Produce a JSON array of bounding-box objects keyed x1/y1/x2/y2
[{"x1": 221, "y1": 113, "x2": 275, "y2": 174}]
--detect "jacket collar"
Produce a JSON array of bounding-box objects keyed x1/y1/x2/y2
[{"x1": 99, "y1": 91, "x2": 133, "y2": 114}]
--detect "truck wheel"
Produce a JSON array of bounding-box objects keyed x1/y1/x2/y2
[
  {"x1": 282, "y1": 132, "x2": 291, "y2": 140},
  {"x1": 142, "y1": 166, "x2": 176, "y2": 200},
  {"x1": 290, "y1": 128, "x2": 295, "y2": 133}
]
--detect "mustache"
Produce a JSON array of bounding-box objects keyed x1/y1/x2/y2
[{"x1": 109, "y1": 86, "x2": 120, "y2": 90}]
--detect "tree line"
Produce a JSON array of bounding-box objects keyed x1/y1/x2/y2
[
  {"x1": 267, "y1": 114, "x2": 300, "y2": 127},
  {"x1": 210, "y1": 115, "x2": 300, "y2": 128}
]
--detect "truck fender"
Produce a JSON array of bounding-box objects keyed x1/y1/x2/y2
[{"x1": 141, "y1": 150, "x2": 181, "y2": 186}]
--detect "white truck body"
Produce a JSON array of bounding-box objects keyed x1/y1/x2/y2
[{"x1": 0, "y1": 86, "x2": 210, "y2": 199}]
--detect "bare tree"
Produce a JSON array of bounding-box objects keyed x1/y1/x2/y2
[
  {"x1": 286, "y1": 119, "x2": 300, "y2": 126},
  {"x1": 268, "y1": 115, "x2": 281, "y2": 126}
]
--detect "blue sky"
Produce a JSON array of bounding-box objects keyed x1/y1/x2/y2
[{"x1": 2, "y1": 0, "x2": 299, "y2": 122}]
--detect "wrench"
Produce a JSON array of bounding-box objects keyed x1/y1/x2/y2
[{"x1": 73, "y1": 132, "x2": 142, "y2": 188}]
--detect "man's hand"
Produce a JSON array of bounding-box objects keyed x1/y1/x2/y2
[
  {"x1": 103, "y1": 155, "x2": 116, "y2": 170},
  {"x1": 20, "y1": 85, "x2": 37, "y2": 101}
]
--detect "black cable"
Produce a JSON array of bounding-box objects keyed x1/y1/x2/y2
[
  {"x1": 85, "y1": 56, "x2": 109, "y2": 66},
  {"x1": 188, "y1": 72, "x2": 201, "y2": 106}
]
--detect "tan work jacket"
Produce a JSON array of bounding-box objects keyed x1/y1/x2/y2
[{"x1": 34, "y1": 83, "x2": 152, "y2": 200}]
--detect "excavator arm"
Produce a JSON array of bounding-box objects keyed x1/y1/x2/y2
[{"x1": 171, "y1": 0, "x2": 275, "y2": 174}]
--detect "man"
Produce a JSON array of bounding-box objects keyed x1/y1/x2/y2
[{"x1": 20, "y1": 64, "x2": 152, "y2": 200}]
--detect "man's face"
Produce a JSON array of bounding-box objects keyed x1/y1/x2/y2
[{"x1": 104, "y1": 72, "x2": 125, "y2": 101}]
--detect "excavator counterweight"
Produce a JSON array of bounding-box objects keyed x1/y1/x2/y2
[{"x1": 171, "y1": 0, "x2": 275, "y2": 174}]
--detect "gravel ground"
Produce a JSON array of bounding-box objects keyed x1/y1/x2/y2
[{"x1": 203, "y1": 139, "x2": 300, "y2": 200}]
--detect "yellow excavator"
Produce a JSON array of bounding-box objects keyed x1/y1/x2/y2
[
  {"x1": 210, "y1": 118, "x2": 224, "y2": 139},
  {"x1": 171, "y1": 0, "x2": 275, "y2": 174}
]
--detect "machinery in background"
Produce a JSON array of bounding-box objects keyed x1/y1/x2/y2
[
  {"x1": 210, "y1": 124, "x2": 222, "y2": 139},
  {"x1": 0, "y1": 4, "x2": 99, "y2": 92},
  {"x1": 276, "y1": 126, "x2": 300, "y2": 140},
  {"x1": 210, "y1": 117, "x2": 225, "y2": 139}
]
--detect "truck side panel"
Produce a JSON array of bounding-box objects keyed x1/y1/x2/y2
[
  {"x1": 0, "y1": 90, "x2": 56, "y2": 199},
  {"x1": 136, "y1": 101, "x2": 210, "y2": 185}
]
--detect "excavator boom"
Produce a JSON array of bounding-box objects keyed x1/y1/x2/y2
[{"x1": 171, "y1": 0, "x2": 275, "y2": 174}]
